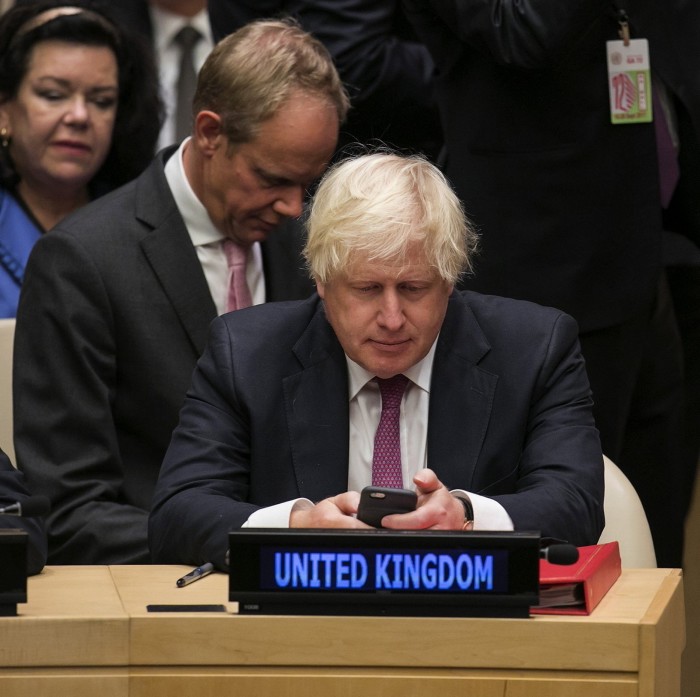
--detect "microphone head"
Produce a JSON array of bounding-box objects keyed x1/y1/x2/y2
[
  {"x1": 543, "y1": 543, "x2": 579, "y2": 565},
  {"x1": 20, "y1": 496, "x2": 51, "y2": 517}
]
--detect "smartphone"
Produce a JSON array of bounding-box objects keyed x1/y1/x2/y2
[{"x1": 356, "y1": 486, "x2": 417, "y2": 528}]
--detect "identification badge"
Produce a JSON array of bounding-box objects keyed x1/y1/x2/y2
[{"x1": 606, "y1": 38, "x2": 652, "y2": 124}]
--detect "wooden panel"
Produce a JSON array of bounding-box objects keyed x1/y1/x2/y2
[
  {"x1": 128, "y1": 667, "x2": 637, "y2": 697},
  {"x1": 116, "y1": 566, "x2": 682, "y2": 673},
  {"x1": 2, "y1": 567, "x2": 129, "y2": 667},
  {"x1": 127, "y1": 613, "x2": 639, "y2": 671},
  {"x1": 0, "y1": 668, "x2": 128, "y2": 697},
  {"x1": 503, "y1": 673, "x2": 637, "y2": 697},
  {"x1": 0, "y1": 566, "x2": 684, "y2": 697},
  {"x1": 639, "y1": 570, "x2": 685, "y2": 697}
]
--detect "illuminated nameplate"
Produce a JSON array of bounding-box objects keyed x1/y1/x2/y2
[
  {"x1": 229, "y1": 529, "x2": 540, "y2": 617},
  {"x1": 266, "y1": 547, "x2": 507, "y2": 593}
]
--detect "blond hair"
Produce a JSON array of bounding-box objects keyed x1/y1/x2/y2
[{"x1": 305, "y1": 152, "x2": 477, "y2": 284}]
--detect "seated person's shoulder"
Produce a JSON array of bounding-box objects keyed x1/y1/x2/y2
[
  {"x1": 54, "y1": 182, "x2": 140, "y2": 238},
  {"x1": 458, "y1": 290, "x2": 578, "y2": 334},
  {"x1": 212, "y1": 295, "x2": 325, "y2": 361},
  {"x1": 220, "y1": 294, "x2": 321, "y2": 330}
]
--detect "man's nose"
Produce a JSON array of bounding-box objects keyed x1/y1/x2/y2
[
  {"x1": 377, "y1": 291, "x2": 405, "y2": 329},
  {"x1": 272, "y1": 186, "x2": 304, "y2": 218}
]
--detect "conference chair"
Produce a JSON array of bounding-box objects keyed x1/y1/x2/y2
[
  {"x1": 0, "y1": 318, "x2": 15, "y2": 466},
  {"x1": 599, "y1": 454, "x2": 657, "y2": 567}
]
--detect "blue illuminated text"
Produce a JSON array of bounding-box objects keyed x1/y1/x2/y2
[{"x1": 272, "y1": 551, "x2": 495, "y2": 592}]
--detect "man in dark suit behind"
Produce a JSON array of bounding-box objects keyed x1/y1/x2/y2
[
  {"x1": 402, "y1": 0, "x2": 688, "y2": 567},
  {"x1": 149, "y1": 152, "x2": 604, "y2": 570},
  {"x1": 207, "y1": 0, "x2": 443, "y2": 160},
  {"x1": 13, "y1": 19, "x2": 348, "y2": 565}
]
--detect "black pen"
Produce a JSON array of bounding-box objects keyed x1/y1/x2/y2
[{"x1": 176, "y1": 562, "x2": 214, "y2": 588}]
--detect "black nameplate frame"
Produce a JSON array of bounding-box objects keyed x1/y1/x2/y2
[
  {"x1": 0, "y1": 530, "x2": 28, "y2": 616},
  {"x1": 229, "y1": 529, "x2": 540, "y2": 617}
]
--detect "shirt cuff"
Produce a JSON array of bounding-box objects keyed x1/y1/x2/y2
[
  {"x1": 450, "y1": 489, "x2": 514, "y2": 531},
  {"x1": 241, "y1": 498, "x2": 313, "y2": 528}
]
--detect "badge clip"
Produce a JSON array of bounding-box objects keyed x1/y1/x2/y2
[{"x1": 617, "y1": 9, "x2": 631, "y2": 46}]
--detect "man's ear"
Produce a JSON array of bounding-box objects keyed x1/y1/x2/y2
[
  {"x1": 192, "y1": 110, "x2": 224, "y2": 156},
  {"x1": 315, "y1": 280, "x2": 325, "y2": 299}
]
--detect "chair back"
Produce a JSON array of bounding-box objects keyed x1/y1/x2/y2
[
  {"x1": 0, "y1": 318, "x2": 15, "y2": 466},
  {"x1": 599, "y1": 455, "x2": 657, "y2": 567}
]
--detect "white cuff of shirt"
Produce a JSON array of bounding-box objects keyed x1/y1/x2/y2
[
  {"x1": 241, "y1": 498, "x2": 313, "y2": 528},
  {"x1": 451, "y1": 489, "x2": 514, "y2": 531},
  {"x1": 242, "y1": 493, "x2": 512, "y2": 531}
]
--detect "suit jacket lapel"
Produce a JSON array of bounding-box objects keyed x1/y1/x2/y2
[
  {"x1": 260, "y1": 217, "x2": 315, "y2": 301},
  {"x1": 284, "y1": 303, "x2": 350, "y2": 501},
  {"x1": 428, "y1": 293, "x2": 497, "y2": 490},
  {"x1": 136, "y1": 150, "x2": 216, "y2": 355},
  {"x1": 279, "y1": 293, "x2": 499, "y2": 499}
]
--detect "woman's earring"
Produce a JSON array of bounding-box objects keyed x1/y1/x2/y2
[{"x1": 0, "y1": 128, "x2": 9, "y2": 148}]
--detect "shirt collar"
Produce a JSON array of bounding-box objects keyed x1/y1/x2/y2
[
  {"x1": 150, "y1": 5, "x2": 213, "y2": 54},
  {"x1": 163, "y1": 139, "x2": 222, "y2": 247},
  {"x1": 346, "y1": 337, "x2": 438, "y2": 401}
]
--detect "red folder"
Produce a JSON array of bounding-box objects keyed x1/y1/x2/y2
[{"x1": 531, "y1": 541, "x2": 622, "y2": 616}]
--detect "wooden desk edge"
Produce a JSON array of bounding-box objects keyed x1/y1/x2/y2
[{"x1": 639, "y1": 569, "x2": 685, "y2": 697}]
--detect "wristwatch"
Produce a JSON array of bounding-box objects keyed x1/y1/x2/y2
[{"x1": 454, "y1": 494, "x2": 474, "y2": 531}]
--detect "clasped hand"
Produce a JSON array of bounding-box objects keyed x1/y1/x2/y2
[{"x1": 289, "y1": 468, "x2": 465, "y2": 530}]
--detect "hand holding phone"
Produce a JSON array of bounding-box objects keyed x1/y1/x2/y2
[{"x1": 356, "y1": 486, "x2": 417, "y2": 528}]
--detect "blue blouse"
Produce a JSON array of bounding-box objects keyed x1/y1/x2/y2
[{"x1": 0, "y1": 188, "x2": 42, "y2": 318}]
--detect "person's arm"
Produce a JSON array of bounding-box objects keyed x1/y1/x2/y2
[
  {"x1": 14, "y1": 232, "x2": 150, "y2": 564},
  {"x1": 149, "y1": 315, "x2": 267, "y2": 569},
  {"x1": 149, "y1": 313, "x2": 367, "y2": 570},
  {"x1": 490, "y1": 313, "x2": 605, "y2": 546},
  {"x1": 403, "y1": 0, "x2": 611, "y2": 69},
  {"x1": 299, "y1": 1, "x2": 441, "y2": 153},
  {"x1": 207, "y1": 0, "x2": 288, "y2": 41}
]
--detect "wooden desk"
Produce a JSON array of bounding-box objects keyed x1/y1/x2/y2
[
  {"x1": 0, "y1": 566, "x2": 685, "y2": 697},
  {"x1": 0, "y1": 566, "x2": 129, "y2": 696}
]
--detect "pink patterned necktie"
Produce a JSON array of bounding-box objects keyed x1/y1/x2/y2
[
  {"x1": 372, "y1": 374, "x2": 409, "y2": 488},
  {"x1": 223, "y1": 239, "x2": 252, "y2": 312}
]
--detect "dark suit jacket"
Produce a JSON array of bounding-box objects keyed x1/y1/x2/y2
[
  {"x1": 13, "y1": 148, "x2": 314, "y2": 565},
  {"x1": 104, "y1": 0, "x2": 152, "y2": 42},
  {"x1": 403, "y1": 0, "x2": 662, "y2": 332},
  {"x1": 0, "y1": 449, "x2": 47, "y2": 575},
  {"x1": 636, "y1": 0, "x2": 700, "y2": 252},
  {"x1": 149, "y1": 292, "x2": 604, "y2": 569},
  {"x1": 207, "y1": 0, "x2": 443, "y2": 159}
]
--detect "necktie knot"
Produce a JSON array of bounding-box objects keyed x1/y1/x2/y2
[
  {"x1": 376, "y1": 374, "x2": 409, "y2": 411},
  {"x1": 174, "y1": 24, "x2": 201, "y2": 51},
  {"x1": 223, "y1": 238, "x2": 247, "y2": 270},
  {"x1": 223, "y1": 239, "x2": 252, "y2": 311}
]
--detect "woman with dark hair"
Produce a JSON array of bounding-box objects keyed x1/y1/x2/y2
[{"x1": 0, "y1": 1, "x2": 161, "y2": 317}]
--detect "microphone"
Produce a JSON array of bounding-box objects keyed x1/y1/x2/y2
[
  {"x1": 540, "y1": 543, "x2": 579, "y2": 565},
  {"x1": 0, "y1": 496, "x2": 51, "y2": 517}
]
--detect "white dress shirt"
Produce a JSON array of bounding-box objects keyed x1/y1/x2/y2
[
  {"x1": 163, "y1": 139, "x2": 264, "y2": 313},
  {"x1": 149, "y1": 5, "x2": 214, "y2": 151},
  {"x1": 244, "y1": 339, "x2": 513, "y2": 530}
]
